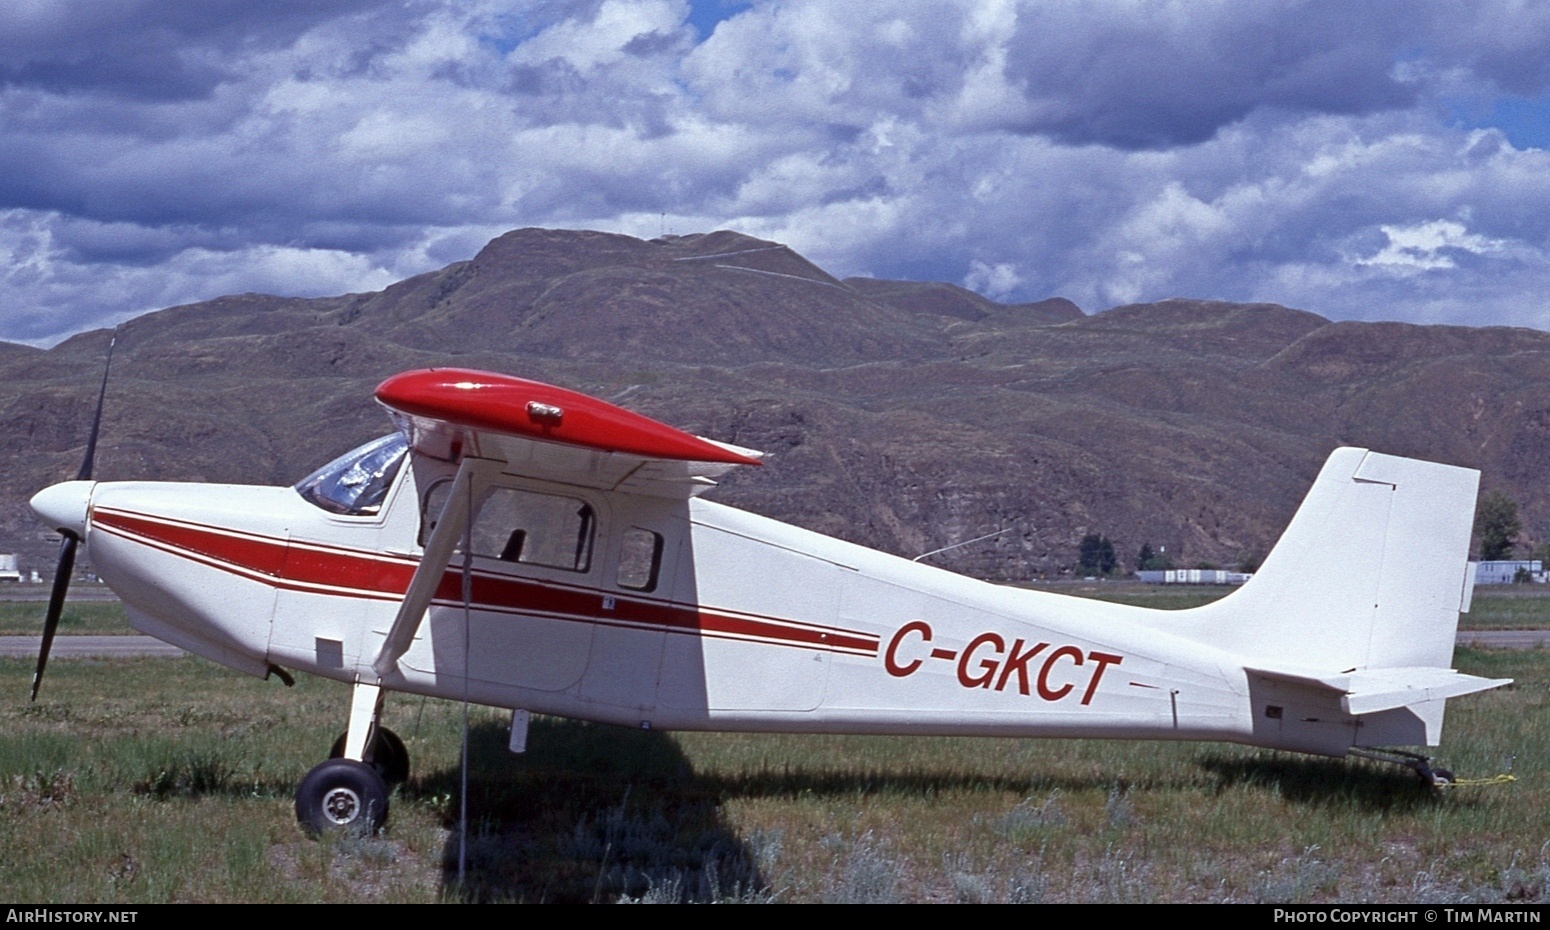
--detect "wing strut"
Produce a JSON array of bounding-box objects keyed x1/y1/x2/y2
[{"x1": 370, "y1": 456, "x2": 499, "y2": 679}]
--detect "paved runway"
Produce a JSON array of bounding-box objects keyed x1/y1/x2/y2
[
  {"x1": 0, "y1": 635, "x2": 184, "y2": 658},
  {"x1": 0, "y1": 629, "x2": 1546, "y2": 659},
  {"x1": 1456, "y1": 629, "x2": 1550, "y2": 649}
]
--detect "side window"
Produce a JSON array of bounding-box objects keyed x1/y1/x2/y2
[
  {"x1": 419, "y1": 481, "x2": 596, "y2": 573},
  {"x1": 472, "y1": 487, "x2": 595, "y2": 573},
  {"x1": 616, "y1": 527, "x2": 664, "y2": 592}
]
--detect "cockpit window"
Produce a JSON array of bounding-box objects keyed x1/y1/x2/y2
[{"x1": 295, "y1": 433, "x2": 408, "y2": 516}]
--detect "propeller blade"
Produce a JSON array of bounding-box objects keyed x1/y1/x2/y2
[
  {"x1": 76, "y1": 333, "x2": 115, "y2": 482},
  {"x1": 33, "y1": 331, "x2": 115, "y2": 700},
  {"x1": 31, "y1": 534, "x2": 78, "y2": 702}
]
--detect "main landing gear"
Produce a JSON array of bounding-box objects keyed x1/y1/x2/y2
[{"x1": 295, "y1": 682, "x2": 410, "y2": 836}]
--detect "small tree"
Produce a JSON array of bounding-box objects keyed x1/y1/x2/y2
[
  {"x1": 1079, "y1": 534, "x2": 1117, "y2": 575},
  {"x1": 1476, "y1": 490, "x2": 1522, "y2": 561}
]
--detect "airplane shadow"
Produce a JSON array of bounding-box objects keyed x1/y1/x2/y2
[
  {"x1": 413, "y1": 718, "x2": 766, "y2": 903},
  {"x1": 1197, "y1": 752, "x2": 1455, "y2": 812}
]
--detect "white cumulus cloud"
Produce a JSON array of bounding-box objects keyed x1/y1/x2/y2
[{"x1": 5, "y1": 0, "x2": 1550, "y2": 343}]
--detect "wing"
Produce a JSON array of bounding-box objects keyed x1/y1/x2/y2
[
  {"x1": 376, "y1": 368, "x2": 761, "y2": 498},
  {"x1": 370, "y1": 368, "x2": 762, "y2": 679}
]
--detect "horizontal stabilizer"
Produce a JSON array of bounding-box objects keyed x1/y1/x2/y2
[{"x1": 1247, "y1": 665, "x2": 1511, "y2": 715}]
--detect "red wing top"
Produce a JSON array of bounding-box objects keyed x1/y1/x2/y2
[{"x1": 376, "y1": 369, "x2": 763, "y2": 497}]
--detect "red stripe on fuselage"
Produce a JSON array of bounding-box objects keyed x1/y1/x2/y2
[
  {"x1": 96, "y1": 509, "x2": 290, "y2": 577},
  {"x1": 91, "y1": 507, "x2": 879, "y2": 655}
]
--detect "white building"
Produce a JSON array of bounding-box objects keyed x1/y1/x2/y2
[
  {"x1": 1136, "y1": 568, "x2": 1253, "y2": 585},
  {"x1": 1473, "y1": 560, "x2": 1543, "y2": 585}
]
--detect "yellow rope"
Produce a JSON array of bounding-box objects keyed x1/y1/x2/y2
[{"x1": 1439, "y1": 774, "x2": 1517, "y2": 788}]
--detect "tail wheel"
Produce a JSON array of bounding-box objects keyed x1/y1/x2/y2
[
  {"x1": 329, "y1": 726, "x2": 410, "y2": 785},
  {"x1": 296, "y1": 759, "x2": 389, "y2": 837}
]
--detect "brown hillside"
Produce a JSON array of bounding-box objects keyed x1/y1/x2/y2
[{"x1": 4, "y1": 228, "x2": 1550, "y2": 584}]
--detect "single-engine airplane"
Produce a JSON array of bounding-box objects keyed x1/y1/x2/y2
[{"x1": 29, "y1": 367, "x2": 1510, "y2": 834}]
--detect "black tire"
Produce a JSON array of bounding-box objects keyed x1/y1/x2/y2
[
  {"x1": 1430, "y1": 767, "x2": 1455, "y2": 786},
  {"x1": 295, "y1": 758, "x2": 389, "y2": 837},
  {"x1": 329, "y1": 726, "x2": 411, "y2": 785}
]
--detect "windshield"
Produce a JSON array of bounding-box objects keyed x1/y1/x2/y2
[{"x1": 295, "y1": 433, "x2": 408, "y2": 516}]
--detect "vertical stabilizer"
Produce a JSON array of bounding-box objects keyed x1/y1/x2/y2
[{"x1": 1168, "y1": 448, "x2": 1479, "y2": 673}]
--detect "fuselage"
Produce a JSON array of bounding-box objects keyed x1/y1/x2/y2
[{"x1": 50, "y1": 446, "x2": 1280, "y2": 750}]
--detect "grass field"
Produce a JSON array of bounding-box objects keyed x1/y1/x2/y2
[
  {"x1": 0, "y1": 600, "x2": 129, "y2": 636},
  {"x1": 1459, "y1": 587, "x2": 1550, "y2": 629},
  {"x1": 0, "y1": 645, "x2": 1545, "y2": 903}
]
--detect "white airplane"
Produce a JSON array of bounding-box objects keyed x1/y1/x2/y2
[{"x1": 29, "y1": 367, "x2": 1509, "y2": 835}]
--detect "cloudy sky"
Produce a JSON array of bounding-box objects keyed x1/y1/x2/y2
[{"x1": 3, "y1": 0, "x2": 1550, "y2": 345}]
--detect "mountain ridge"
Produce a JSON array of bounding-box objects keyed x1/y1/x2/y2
[{"x1": 5, "y1": 226, "x2": 1550, "y2": 582}]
